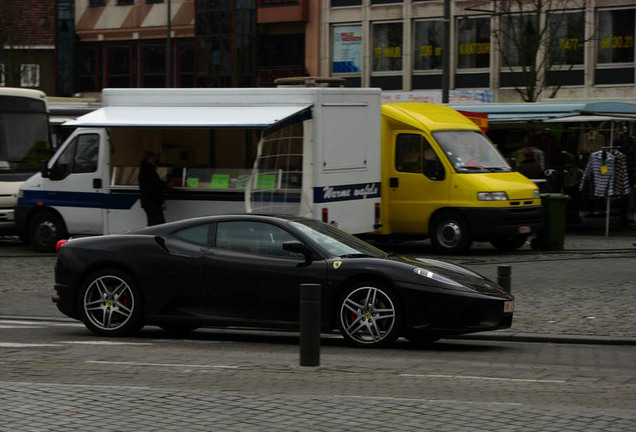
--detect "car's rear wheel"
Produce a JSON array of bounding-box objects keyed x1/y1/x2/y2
[
  {"x1": 79, "y1": 269, "x2": 144, "y2": 337},
  {"x1": 337, "y1": 281, "x2": 401, "y2": 348}
]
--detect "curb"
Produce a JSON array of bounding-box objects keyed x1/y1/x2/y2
[
  {"x1": 451, "y1": 332, "x2": 636, "y2": 346},
  {"x1": 2, "y1": 315, "x2": 635, "y2": 346}
]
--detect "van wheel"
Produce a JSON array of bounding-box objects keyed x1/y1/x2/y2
[
  {"x1": 29, "y1": 211, "x2": 67, "y2": 253},
  {"x1": 430, "y1": 211, "x2": 471, "y2": 254},
  {"x1": 490, "y1": 234, "x2": 529, "y2": 251}
]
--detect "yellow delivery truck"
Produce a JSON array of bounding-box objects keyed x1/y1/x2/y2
[{"x1": 373, "y1": 102, "x2": 542, "y2": 253}]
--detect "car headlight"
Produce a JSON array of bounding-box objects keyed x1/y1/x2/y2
[
  {"x1": 478, "y1": 191, "x2": 508, "y2": 201},
  {"x1": 413, "y1": 267, "x2": 463, "y2": 287},
  {"x1": 533, "y1": 189, "x2": 541, "y2": 199}
]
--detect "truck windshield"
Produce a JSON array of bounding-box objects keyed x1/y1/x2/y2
[
  {"x1": 433, "y1": 130, "x2": 511, "y2": 173},
  {"x1": 0, "y1": 101, "x2": 52, "y2": 174}
]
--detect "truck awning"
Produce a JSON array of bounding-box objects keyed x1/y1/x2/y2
[{"x1": 63, "y1": 105, "x2": 312, "y2": 128}]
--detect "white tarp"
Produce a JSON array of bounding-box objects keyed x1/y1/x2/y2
[{"x1": 63, "y1": 105, "x2": 312, "y2": 128}]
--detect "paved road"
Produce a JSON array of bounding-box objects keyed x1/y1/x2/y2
[
  {"x1": 1, "y1": 230, "x2": 635, "y2": 430},
  {"x1": 1, "y1": 318, "x2": 634, "y2": 431}
]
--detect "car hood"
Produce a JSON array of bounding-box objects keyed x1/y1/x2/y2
[{"x1": 397, "y1": 256, "x2": 508, "y2": 296}]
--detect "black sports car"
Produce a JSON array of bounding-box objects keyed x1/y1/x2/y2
[{"x1": 53, "y1": 214, "x2": 514, "y2": 347}]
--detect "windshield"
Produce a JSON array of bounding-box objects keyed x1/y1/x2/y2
[
  {"x1": 0, "y1": 112, "x2": 52, "y2": 171},
  {"x1": 290, "y1": 219, "x2": 387, "y2": 259},
  {"x1": 433, "y1": 130, "x2": 511, "y2": 173}
]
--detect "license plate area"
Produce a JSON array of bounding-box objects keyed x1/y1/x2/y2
[
  {"x1": 503, "y1": 300, "x2": 515, "y2": 313},
  {"x1": 518, "y1": 225, "x2": 531, "y2": 234}
]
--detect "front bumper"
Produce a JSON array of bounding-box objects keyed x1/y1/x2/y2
[{"x1": 461, "y1": 206, "x2": 543, "y2": 240}]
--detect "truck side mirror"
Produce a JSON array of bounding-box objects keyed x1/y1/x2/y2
[{"x1": 41, "y1": 160, "x2": 50, "y2": 178}]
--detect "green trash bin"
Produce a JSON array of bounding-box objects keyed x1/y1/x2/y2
[{"x1": 536, "y1": 193, "x2": 570, "y2": 250}]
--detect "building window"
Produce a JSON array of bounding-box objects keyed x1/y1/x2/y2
[
  {"x1": 107, "y1": 45, "x2": 132, "y2": 88},
  {"x1": 456, "y1": 17, "x2": 490, "y2": 69},
  {"x1": 147, "y1": 0, "x2": 163, "y2": 3},
  {"x1": 500, "y1": 14, "x2": 539, "y2": 68},
  {"x1": 89, "y1": 0, "x2": 106, "y2": 7},
  {"x1": 141, "y1": 42, "x2": 166, "y2": 88},
  {"x1": 20, "y1": 64, "x2": 40, "y2": 87},
  {"x1": 413, "y1": 20, "x2": 443, "y2": 71},
  {"x1": 548, "y1": 11, "x2": 584, "y2": 66},
  {"x1": 117, "y1": 0, "x2": 134, "y2": 5},
  {"x1": 373, "y1": 22, "x2": 403, "y2": 72},
  {"x1": 332, "y1": 24, "x2": 363, "y2": 73},
  {"x1": 597, "y1": 8, "x2": 635, "y2": 65}
]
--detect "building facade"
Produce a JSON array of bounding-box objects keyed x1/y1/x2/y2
[
  {"x1": 0, "y1": 0, "x2": 57, "y2": 95},
  {"x1": 323, "y1": 0, "x2": 636, "y2": 103}
]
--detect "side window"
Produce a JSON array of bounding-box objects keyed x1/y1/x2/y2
[
  {"x1": 395, "y1": 134, "x2": 422, "y2": 173},
  {"x1": 175, "y1": 223, "x2": 215, "y2": 247},
  {"x1": 216, "y1": 221, "x2": 303, "y2": 259},
  {"x1": 49, "y1": 140, "x2": 77, "y2": 180},
  {"x1": 73, "y1": 135, "x2": 99, "y2": 173},
  {"x1": 423, "y1": 139, "x2": 445, "y2": 181},
  {"x1": 49, "y1": 134, "x2": 99, "y2": 180}
]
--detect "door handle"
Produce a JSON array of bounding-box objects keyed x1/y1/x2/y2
[
  {"x1": 93, "y1": 178, "x2": 102, "y2": 189},
  {"x1": 389, "y1": 177, "x2": 399, "y2": 188}
]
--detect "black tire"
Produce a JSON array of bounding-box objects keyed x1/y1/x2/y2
[
  {"x1": 337, "y1": 281, "x2": 401, "y2": 348},
  {"x1": 490, "y1": 234, "x2": 529, "y2": 251},
  {"x1": 78, "y1": 269, "x2": 144, "y2": 337},
  {"x1": 28, "y1": 210, "x2": 67, "y2": 253},
  {"x1": 430, "y1": 211, "x2": 472, "y2": 254}
]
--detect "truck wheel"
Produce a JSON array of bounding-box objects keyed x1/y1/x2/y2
[
  {"x1": 490, "y1": 234, "x2": 529, "y2": 251},
  {"x1": 430, "y1": 211, "x2": 472, "y2": 254},
  {"x1": 28, "y1": 211, "x2": 67, "y2": 253}
]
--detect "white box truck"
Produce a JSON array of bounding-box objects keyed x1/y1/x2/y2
[{"x1": 16, "y1": 87, "x2": 382, "y2": 252}]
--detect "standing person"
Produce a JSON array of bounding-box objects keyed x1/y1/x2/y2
[
  {"x1": 138, "y1": 151, "x2": 168, "y2": 226},
  {"x1": 517, "y1": 148, "x2": 545, "y2": 180}
]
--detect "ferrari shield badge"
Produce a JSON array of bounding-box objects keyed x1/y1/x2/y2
[{"x1": 333, "y1": 261, "x2": 342, "y2": 270}]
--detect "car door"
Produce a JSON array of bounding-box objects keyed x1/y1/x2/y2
[
  {"x1": 389, "y1": 132, "x2": 449, "y2": 233},
  {"x1": 202, "y1": 220, "x2": 327, "y2": 325},
  {"x1": 45, "y1": 129, "x2": 108, "y2": 234}
]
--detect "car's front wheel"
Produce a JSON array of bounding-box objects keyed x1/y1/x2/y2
[
  {"x1": 28, "y1": 210, "x2": 67, "y2": 253},
  {"x1": 78, "y1": 269, "x2": 144, "y2": 337},
  {"x1": 337, "y1": 282, "x2": 401, "y2": 348},
  {"x1": 430, "y1": 211, "x2": 472, "y2": 254}
]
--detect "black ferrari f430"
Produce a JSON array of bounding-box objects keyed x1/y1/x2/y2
[{"x1": 53, "y1": 214, "x2": 514, "y2": 347}]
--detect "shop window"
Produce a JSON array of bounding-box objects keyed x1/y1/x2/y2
[
  {"x1": 413, "y1": 20, "x2": 443, "y2": 71},
  {"x1": 548, "y1": 11, "x2": 584, "y2": 66},
  {"x1": 332, "y1": 24, "x2": 363, "y2": 74},
  {"x1": 597, "y1": 8, "x2": 635, "y2": 64},
  {"x1": 456, "y1": 17, "x2": 490, "y2": 69},
  {"x1": 78, "y1": 45, "x2": 101, "y2": 92},
  {"x1": 596, "y1": 8, "x2": 635, "y2": 85},
  {"x1": 373, "y1": 22, "x2": 403, "y2": 72}
]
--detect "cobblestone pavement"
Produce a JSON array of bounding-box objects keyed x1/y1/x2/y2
[
  {"x1": 1, "y1": 230, "x2": 635, "y2": 431},
  {"x1": 1, "y1": 380, "x2": 634, "y2": 432}
]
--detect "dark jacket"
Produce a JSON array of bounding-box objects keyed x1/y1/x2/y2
[{"x1": 138, "y1": 161, "x2": 166, "y2": 206}]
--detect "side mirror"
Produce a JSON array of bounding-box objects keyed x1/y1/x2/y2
[
  {"x1": 282, "y1": 240, "x2": 312, "y2": 263},
  {"x1": 41, "y1": 160, "x2": 50, "y2": 178}
]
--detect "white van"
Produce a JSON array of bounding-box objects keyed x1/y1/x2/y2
[{"x1": 16, "y1": 87, "x2": 382, "y2": 252}]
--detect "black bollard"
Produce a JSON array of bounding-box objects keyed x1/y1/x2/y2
[
  {"x1": 299, "y1": 283, "x2": 321, "y2": 367},
  {"x1": 497, "y1": 265, "x2": 511, "y2": 293}
]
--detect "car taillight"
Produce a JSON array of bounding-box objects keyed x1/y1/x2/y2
[
  {"x1": 322, "y1": 207, "x2": 328, "y2": 223},
  {"x1": 56, "y1": 239, "x2": 68, "y2": 253}
]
